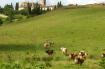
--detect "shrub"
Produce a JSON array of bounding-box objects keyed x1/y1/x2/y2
[
  {"x1": 99, "y1": 58, "x2": 105, "y2": 69},
  {"x1": 0, "y1": 18, "x2": 3, "y2": 26},
  {"x1": 14, "y1": 14, "x2": 27, "y2": 21}
]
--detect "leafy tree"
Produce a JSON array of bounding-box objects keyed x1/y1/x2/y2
[{"x1": 3, "y1": 4, "x2": 14, "y2": 22}]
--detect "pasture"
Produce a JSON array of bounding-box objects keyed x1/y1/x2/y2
[{"x1": 0, "y1": 7, "x2": 105, "y2": 69}]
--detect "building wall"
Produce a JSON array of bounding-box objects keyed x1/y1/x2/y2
[
  {"x1": 40, "y1": 0, "x2": 46, "y2": 7},
  {"x1": 19, "y1": 2, "x2": 35, "y2": 10},
  {"x1": 19, "y1": 0, "x2": 47, "y2": 10}
]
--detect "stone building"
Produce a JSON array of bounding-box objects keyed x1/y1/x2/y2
[
  {"x1": 19, "y1": 2, "x2": 35, "y2": 10},
  {"x1": 39, "y1": 0, "x2": 46, "y2": 7},
  {"x1": 18, "y1": 0, "x2": 55, "y2": 11}
]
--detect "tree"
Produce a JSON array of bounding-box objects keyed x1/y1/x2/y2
[
  {"x1": 27, "y1": 2, "x2": 32, "y2": 15},
  {"x1": 15, "y1": 2, "x2": 19, "y2": 11},
  {"x1": 19, "y1": 3, "x2": 32, "y2": 16},
  {"x1": 57, "y1": 1, "x2": 63, "y2": 8},
  {"x1": 0, "y1": 19, "x2": 3, "y2": 26},
  {"x1": 3, "y1": 4, "x2": 14, "y2": 22},
  {"x1": 11, "y1": 3, "x2": 14, "y2": 10},
  {"x1": 0, "y1": 6, "x2": 3, "y2": 13},
  {"x1": 32, "y1": 3, "x2": 42, "y2": 15}
]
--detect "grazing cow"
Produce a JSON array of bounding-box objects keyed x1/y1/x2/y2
[
  {"x1": 46, "y1": 49, "x2": 54, "y2": 56},
  {"x1": 44, "y1": 42, "x2": 50, "y2": 49},
  {"x1": 60, "y1": 47, "x2": 68, "y2": 56},
  {"x1": 74, "y1": 51, "x2": 88, "y2": 65},
  {"x1": 68, "y1": 52, "x2": 78, "y2": 60},
  {"x1": 78, "y1": 51, "x2": 88, "y2": 60},
  {"x1": 74, "y1": 55, "x2": 85, "y2": 65},
  {"x1": 101, "y1": 52, "x2": 105, "y2": 58},
  {"x1": 43, "y1": 41, "x2": 54, "y2": 49}
]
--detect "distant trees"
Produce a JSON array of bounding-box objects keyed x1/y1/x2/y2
[
  {"x1": 57, "y1": 1, "x2": 63, "y2": 8},
  {"x1": 15, "y1": 2, "x2": 19, "y2": 11},
  {"x1": 27, "y1": 2, "x2": 32, "y2": 15},
  {"x1": 0, "y1": 6, "x2": 3, "y2": 13},
  {"x1": 0, "y1": 2, "x2": 48, "y2": 25},
  {"x1": 19, "y1": 3, "x2": 43, "y2": 16},
  {"x1": 31, "y1": 3, "x2": 42, "y2": 15}
]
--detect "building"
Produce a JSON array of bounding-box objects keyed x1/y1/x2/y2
[
  {"x1": 19, "y1": 2, "x2": 35, "y2": 10},
  {"x1": 18, "y1": 0, "x2": 55, "y2": 11},
  {"x1": 39, "y1": 0, "x2": 46, "y2": 7}
]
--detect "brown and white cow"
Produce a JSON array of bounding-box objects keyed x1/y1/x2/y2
[
  {"x1": 74, "y1": 55, "x2": 85, "y2": 65},
  {"x1": 43, "y1": 41, "x2": 54, "y2": 49},
  {"x1": 46, "y1": 49, "x2": 54, "y2": 56},
  {"x1": 74, "y1": 51, "x2": 88, "y2": 65},
  {"x1": 68, "y1": 52, "x2": 78, "y2": 60}
]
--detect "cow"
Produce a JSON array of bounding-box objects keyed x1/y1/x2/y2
[
  {"x1": 43, "y1": 40, "x2": 54, "y2": 49},
  {"x1": 60, "y1": 47, "x2": 68, "y2": 56},
  {"x1": 74, "y1": 55, "x2": 85, "y2": 65},
  {"x1": 68, "y1": 52, "x2": 78, "y2": 60},
  {"x1": 74, "y1": 51, "x2": 88, "y2": 65},
  {"x1": 78, "y1": 51, "x2": 88, "y2": 60},
  {"x1": 101, "y1": 52, "x2": 105, "y2": 58},
  {"x1": 46, "y1": 49, "x2": 54, "y2": 56}
]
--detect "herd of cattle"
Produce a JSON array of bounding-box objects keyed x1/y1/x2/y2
[{"x1": 43, "y1": 40, "x2": 105, "y2": 65}]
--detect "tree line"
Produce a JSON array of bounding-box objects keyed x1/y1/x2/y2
[{"x1": 0, "y1": 1, "x2": 63, "y2": 26}]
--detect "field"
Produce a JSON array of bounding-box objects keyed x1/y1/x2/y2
[{"x1": 0, "y1": 7, "x2": 105, "y2": 69}]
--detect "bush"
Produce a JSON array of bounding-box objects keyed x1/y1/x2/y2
[
  {"x1": 19, "y1": 9, "x2": 29, "y2": 16},
  {"x1": 14, "y1": 14, "x2": 27, "y2": 21},
  {"x1": 0, "y1": 19, "x2": 3, "y2": 26},
  {"x1": 99, "y1": 58, "x2": 105, "y2": 69}
]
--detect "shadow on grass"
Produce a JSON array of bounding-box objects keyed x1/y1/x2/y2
[{"x1": 0, "y1": 44, "x2": 38, "y2": 51}]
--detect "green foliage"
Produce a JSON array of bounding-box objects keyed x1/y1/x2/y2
[
  {"x1": 15, "y1": 2, "x2": 19, "y2": 11},
  {"x1": 0, "y1": 18, "x2": 3, "y2": 25},
  {"x1": 0, "y1": 6, "x2": 3, "y2": 13},
  {"x1": 14, "y1": 14, "x2": 27, "y2": 21},
  {"x1": 57, "y1": 1, "x2": 63, "y2": 8},
  {"x1": 27, "y1": 2, "x2": 32, "y2": 15},
  {"x1": 0, "y1": 7, "x2": 105, "y2": 69},
  {"x1": 19, "y1": 9, "x2": 29, "y2": 16},
  {"x1": 3, "y1": 4, "x2": 14, "y2": 22},
  {"x1": 19, "y1": 3, "x2": 43, "y2": 16},
  {"x1": 31, "y1": 3, "x2": 42, "y2": 15},
  {"x1": 99, "y1": 58, "x2": 105, "y2": 69}
]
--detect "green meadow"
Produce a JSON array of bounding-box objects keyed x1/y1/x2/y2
[{"x1": 0, "y1": 7, "x2": 105, "y2": 69}]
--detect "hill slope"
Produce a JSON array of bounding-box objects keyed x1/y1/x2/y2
[
  {"x1": 0, "y1": 7, "x2": 105, "y2": 52},
  {"x1": 0, "y1": 7, "x2": 105, "y2": 69}
]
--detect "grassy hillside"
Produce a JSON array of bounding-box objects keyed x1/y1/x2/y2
[{"x1": 0, "y1": 7, "x2": 105, "y2": 69}]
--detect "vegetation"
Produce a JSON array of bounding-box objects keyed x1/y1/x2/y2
[
  {"x1": 3, "y1": 4, "x2": 14, "y2": 22},
  {"x1": 57, "y1": 1, "x2": 63, "y2": 8},
  {"x1": 0, "y1": 2, "x2": 47, "y2": 25},
  {"x1": 15, "y1": 2, "x2": 19, "y2": 11},
  {"x1": 0, "y1": 6, "x2": 3, "y2": 13},
  {"x1": 99, "y1": 58, "x2": 105, "y2": 69},
  {"x1": 0, "y1": 6, "x2": 105, "y2": 69},
  {"x1": 0, "y1": 18, "x2": 3, "y2": 25}
]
